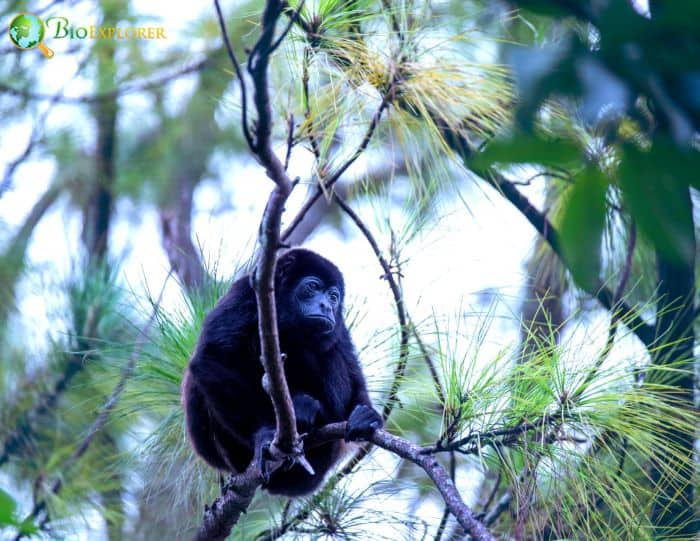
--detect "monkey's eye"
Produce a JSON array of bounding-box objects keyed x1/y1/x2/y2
[
  {"x1": 328, "y1": 289, "x2": 340, "y2": 305},
  {"x1": 302, "y1": 285, "x2": 315, "y2": 297},
  {"x1": 299, "y1": 278, "x2": 323, "y2": 298}
]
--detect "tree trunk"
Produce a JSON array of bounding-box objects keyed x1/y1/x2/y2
[
  {"x1": 82, "y1": 38, "x2": 117, "y2": 265},
  {"x1": 648, "y1": 186, "x2": 697, "y2": 538}
]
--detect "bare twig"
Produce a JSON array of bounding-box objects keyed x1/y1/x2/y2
[
  {"x1": 301, "y1": 48, "x2": 322, "y2": 162},
  {"x1": 426, "y1": 418, "x2": 551, "y2": 456},
  {"x1": 269, "y1": 0, "x2": 306, "y2": 53},
  {"x1": 334, "y1": 194, "x2": 409, "y2": 419},
  {"x1": 213, "y1": 1, "x2": 253, "y2": 150},
  {"x1": 281, "y1": 96, "x2": 390, "y2": 242},
  {"x1": 483, "y1": 490, "x2": 511, "y2": 527},
  {"x1": 283, "y1": 114, "x2": 294, "y2": 171}
]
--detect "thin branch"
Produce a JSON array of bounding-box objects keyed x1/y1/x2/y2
[
  {"x1": 213, "y1": 2, "x2": 252, "y2": 149},
  {"x1": 201, "y1": 4, "x2": 304, "y2": 538},
  {"x1": 312, "y1": 424, "x2": 496, "y2": 541},
  {"x1": 302, "y1": 48, "x2": 321, "y2": 162},
  {"x1": 483, "y1": 490, "x2": 511, "y2": 527},
  {"x1": 269, "y1": 0, "x2": 306, "y2": 53},
  {"x1": 281, "y1": 94, "x2": 390, "y2": 241},
  {"x1": 426, "y1": 417, "x2": 554, "y2": 456},
  {"x1": 325, "y1": 194, "x2": 411, "y2": 494},
  {"x1": 334, "y1": 194, "x2": 409, "y2": 419},
  {"x1": 283, "y1": 114, "x2": 294, "y2": 171}
]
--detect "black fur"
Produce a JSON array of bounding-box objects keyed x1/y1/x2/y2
[{"x1": 182, "y1": 249, "x2": 382, "y2": 496}]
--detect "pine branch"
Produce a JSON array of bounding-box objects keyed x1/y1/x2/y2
[{"x1": 14, "y1": 276, "x2": 169, "y2": 539}]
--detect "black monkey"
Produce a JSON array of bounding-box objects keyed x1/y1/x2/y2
[{"x1": 182, "y1": 249, "x2": 383, "y2": 496}]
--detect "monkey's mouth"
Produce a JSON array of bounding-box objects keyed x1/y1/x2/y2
[{"x1": 307, "y1": 316, "x2": 335, "y2": 334}]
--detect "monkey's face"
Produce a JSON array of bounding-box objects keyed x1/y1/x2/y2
[{"x1": 292, "y1": 275, "x2": 340, "y2": 334}]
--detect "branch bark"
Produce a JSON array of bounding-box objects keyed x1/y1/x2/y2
[
  {"x1": 214, "y1": 0, "x2": 300, "y2": 467},
  {"x1": 316, "y1": 424, "x2": 496, "y2": 541},
  {"x1": 201, "y1": 423, "x2": 495, "y2": 541},
  {"x1": 82, "y1": 30, "x2": 118, "y2": 265}
]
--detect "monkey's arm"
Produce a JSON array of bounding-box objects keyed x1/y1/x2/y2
[
  {"x1": 343, "y1": 347, "x2": 383, "y2": 441},
  {"x1": 186, "y1": 276, "x2": 275, "y2": 441},
  {"x1": 187, "y1": 349, "x2": 274, "y2": 446}
]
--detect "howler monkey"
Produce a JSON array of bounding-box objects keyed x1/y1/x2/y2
[{"x1": 182, "y1": 249, "x2": 382, "y2": 496}]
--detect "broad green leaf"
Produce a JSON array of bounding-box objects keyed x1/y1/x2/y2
[
  {"x1": 0, "y1": 488, "x2": 17, "y2": 526},
  {"x1": 474, "y1": 133, "x2": 580, "y2": 169},
  {"x1": 559, "y1": 167, "x2": 609, "y2": 291},
  {"x1": 513, "y1": 0, "x2": 571, "y2": 17},
  {"x1": 618, "y1": 142, "x2": 695, "y2": 266},
  {"x1": 19, "y1": 517, "x2": 39, "y2": 535}
]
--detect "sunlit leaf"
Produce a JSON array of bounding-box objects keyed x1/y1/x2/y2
[
  {"x1": 0, "y1": 488, "x2": 18, "y2": 526},
  {"x1": 559, "y1": 167, "x2": 608, "y2": 291},
  {"x1": 474, "y1": 132, "x2": 580, "y2": 168}
]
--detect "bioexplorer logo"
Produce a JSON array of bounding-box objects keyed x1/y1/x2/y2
[
  {"x1": 8, "y1": 13, "x2": 167, "y2": 58},
  {"x1": 8, "y1": 13, "x2": 54, "y2": 58}
]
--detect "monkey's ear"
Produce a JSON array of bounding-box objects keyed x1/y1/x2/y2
[{"x1": 275, "y1": 250, "x2": 300, "y2": 286}]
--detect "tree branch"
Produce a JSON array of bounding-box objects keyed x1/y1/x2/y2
[
  {"x1": 315, "y1": 424, "x2": 496, "y2": 541},
  {"x1": 205, "y1": 423, "x2": 495, "y2": 541},
  {"x1": 281, "y1": 95, "x2": 390, "y2": 242},
  {"x1": 194, "y1": 464, "x2": 262, "y2": 541},
  {"x1": 204, "y1": 4, "x2": 304, "y2": 537}
]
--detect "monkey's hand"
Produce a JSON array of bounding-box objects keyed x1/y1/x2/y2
[
  {"x1": 345, "y1": 404, "x2": 383, "y2": 442},
  {"x1": 293, "y1": 393, "x2": 322, "y2": 435},
  {"x1": 253, "y1": 426, "x2": 276, "y2": 483}
]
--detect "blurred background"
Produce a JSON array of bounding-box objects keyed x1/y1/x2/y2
[{"x1": 1, "y1": 0, "x2": 698, "y2": 539}]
